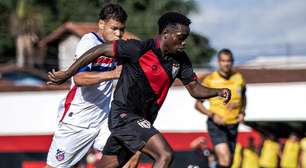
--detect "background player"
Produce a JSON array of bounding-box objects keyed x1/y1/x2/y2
[{"x1": 195, "y1": 49, "x2": 246, "y2": 168}]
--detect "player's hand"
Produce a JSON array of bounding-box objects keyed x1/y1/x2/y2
[
  {"x1": 212, "y1": 114, "x2": 224, "y2": 125},
  {"x1": 113, "y1": 65, "x2": 122, "y2": 78},
  {"x1": 218, "y1": 88, "x2": 231, "y2": 104},
  {"x1": 47, "y1": 69, "x2": 68, "y2": 85},
  {"x1": 236, "y1": 113, "x2": 245, "y2": 123}
]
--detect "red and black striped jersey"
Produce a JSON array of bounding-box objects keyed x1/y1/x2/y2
[{"x1": 109, "y1": 37, "x2": 197, "y2": 127}]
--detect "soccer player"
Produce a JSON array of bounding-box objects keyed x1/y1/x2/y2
[
  {"x1": 241, "y1": 137, "x2": 259, "y2": 168},
  {"x1": 300, "y1": 132, "x2": 306, "y2": 168},
  {"x1": 45, "y1": 4, "x2": 140, "y2": 168},
  {"x1": 280, "y1": 133, "x2": 300, "y2": 168},
  {"x1": 259, "y1": 134, "x2": 280, "y2": 168},
  {"x1": 195, "y1": 49, "x2": 246, "y2": 168},
  {"x1": 47, "y1": 12, "x2": 231, "y2": 168},
  {"x1": 231, "y1": 143, "x2": 242, "y2": 168}
]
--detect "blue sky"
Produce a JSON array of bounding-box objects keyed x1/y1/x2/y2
[{"x1": 189, "y1": 0, "x2": 306, "y2": 63}]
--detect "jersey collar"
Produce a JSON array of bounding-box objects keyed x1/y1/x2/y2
[
  {"x1": 217, "y1": 70, "x2": 235, "y2": 80},
  {"x1": 91, "y1": 32, "x2": 105, "y2": 43}
]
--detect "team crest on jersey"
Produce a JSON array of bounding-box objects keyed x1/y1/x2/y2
[
  {"x1": 137, "y1": 119, "x2": 151, "y2": 128},
  {"x1": 172, "y1": 63, "x2": 180, "y2": 77},
  {"x1": 55, "y1": 149, "x2": 65, "y2": 161}
]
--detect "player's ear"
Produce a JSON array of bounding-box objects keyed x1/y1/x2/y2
[{"x1": 98, "y1": 20, "x2": 105, "y2": 30}]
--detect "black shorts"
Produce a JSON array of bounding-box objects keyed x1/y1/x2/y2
[
  {"x1": 103, "y1": 113, "x2": 159, "y2": 166},
  {"x1": 207, "y1": 118, "x2": 238, "y2": 153}
]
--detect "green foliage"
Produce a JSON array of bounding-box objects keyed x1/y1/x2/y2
[
  {"x1": 0, "y1": 1, "x2": 16, "y2": 63},
  {"x1": 118, "y1": 0, "x2": 197, "y2": 38},
  {"x1": 118, "y1": 0, "x2": 215, "y2": 66},
  {"x1": 186, "y1": 32, "x2": 216, "y2": 66},
  {"x1": 0, "y1": 0, "x2": 215, "y2": 66}
]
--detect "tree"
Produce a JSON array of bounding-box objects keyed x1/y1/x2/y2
[
  {"x1": 10, "y1": 0, "x2": 42, "y2": 67},
  {"x1": 0, "y1": 0, "x2": 215, "y2": 67},
  {"x1": 186, "y1": 32, "x2": 216, "y2": 66},
  {"x1": 118, "y1": 0, "x2": 216, "y2": 66},
  {"x1": 0, "y1": 0, "x2": 16, "y2": 63}
]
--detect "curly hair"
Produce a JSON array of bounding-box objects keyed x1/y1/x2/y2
[{"x1": 158, "y1": 12, "x2": 191, "y2": 34}]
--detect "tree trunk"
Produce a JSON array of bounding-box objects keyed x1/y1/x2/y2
[
  {"x1": 16, "y1": 35, "x2": 25, "y2": 67},
  {"x1": 16, "y1": 34, "x2": 37, "y2": 68}
]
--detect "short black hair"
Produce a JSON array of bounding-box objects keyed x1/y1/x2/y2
[
  {"x1": 99, "y1": 3, "x2": 127, "y2": 23},
  {"x1": 218, "y1": 48, "x2": 234, "y2": 61},
  {"x1": 158, "y1": 12, "x2": 191, "y2": 34}
]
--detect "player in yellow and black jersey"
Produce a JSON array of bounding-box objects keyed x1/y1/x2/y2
[{"x1": 195, "y1": 49, "x2": 246, "y2": 168}]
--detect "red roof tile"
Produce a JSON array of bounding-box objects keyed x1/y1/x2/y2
[{"x1": 39, "y1": 22, "x2": 139, "y2": 46}]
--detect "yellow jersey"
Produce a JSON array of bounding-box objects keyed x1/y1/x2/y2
[
  {"x1": 231, "y1": 143, "x2": 242, "y2": 168},
  {"x1": 242, "y1": 148, "x2": 260, "y2": 168},
  {"x1": 300, "y1": 138, "x2": 306, "y2": 168},
  {"x1": 281, "y1": 140, "x2": 300, "y2": 168},
  {"x1": 202, "y1": 71, "x2": 245, "y2": 124},
  {"x1": 259, "y1": 139, "x2": 280, "y2": 168}
]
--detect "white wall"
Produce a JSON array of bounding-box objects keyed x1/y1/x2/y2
[
  {"x1": 245, "y1": 82, "x2": 306, "y2": 121},
  {"x1": 0, "y1": 82, "x2": 305, "y2": 135},
  {"x1": 0, "y1": 91, "x2": 66, "y2": 135}
]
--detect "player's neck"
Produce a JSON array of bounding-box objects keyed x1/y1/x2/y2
[
  {"x1": 96, "y1": 30, "x2": 105, "y2": 41},
  {"x1": 159, "y1": 41, "x2": 174, "y2": 57},
  {"x1": 218, "y1": 70, "x2": 232, "y2": 79},
  {"x1": 159, "y1": 37, "x2": 168, "y2": 57}
]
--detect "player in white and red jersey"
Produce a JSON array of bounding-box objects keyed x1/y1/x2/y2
[{"x1": 45, "y1": 4, "x2": 140, "y2": 168}]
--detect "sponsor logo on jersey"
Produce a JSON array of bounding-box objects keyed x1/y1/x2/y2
[{"x1": 151, "y1": 64, "x2": 161, "y2": 74}]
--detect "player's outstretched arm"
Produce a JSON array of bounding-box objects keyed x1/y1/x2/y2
[
  {"x1": 185, "y1": 80, "x2": 231, "y2": 104},
  {"x1": 47, "y1": 42, "x2": 114, "y2": 85},
  {"x1": 73, "y1": 65, "x2": 122, "y2": 86}
]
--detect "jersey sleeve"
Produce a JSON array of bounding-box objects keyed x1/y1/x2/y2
[
  {"x1": 112, "y1": 39, "x2": 143, "y2": 62},
  {"x1": 177, "y1": 52, "x2": 198, "y2": 85},
  {"x1": 241, "y1": 75, "x2": 246, "y2": 87},
  {"x1": 75, "y1": 34, "x2": 97, "y2": 58},
  {"x1": 74, "y1": 34, "x2": 96, "y2": 72}
]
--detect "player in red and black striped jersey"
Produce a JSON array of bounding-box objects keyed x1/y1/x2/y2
[{"x1": 48, "y1": 12, "x2": 231, "y2": 168}]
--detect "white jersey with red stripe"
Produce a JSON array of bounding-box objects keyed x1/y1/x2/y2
[{"x1": 59, "y1": 32, "x2": 116, "y2": 128}]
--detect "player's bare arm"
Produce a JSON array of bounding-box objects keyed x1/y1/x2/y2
[
  {"x1": 195, "y1": 99, "x2": 213, "y2": 117},
  {"x1": 195, "y1": 100, "x2": 225, "y2": 125},
  {"x1": 73, "y1": 65, "x2": 122, "y2": 86},
  {"x1": 185, "y1": 80, "x2": 231, "y2": 104},
  {"x1": 47, "y1": 42, "x2": 114, "y2": 85}
]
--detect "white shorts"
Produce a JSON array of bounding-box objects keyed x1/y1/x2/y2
[{"x1": 46, "y1": 120, "x2": 110, "y2": 168}]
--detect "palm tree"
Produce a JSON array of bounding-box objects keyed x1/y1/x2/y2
[{"x1": 10, "y1": 0, "x2": 42, "y2": 68}]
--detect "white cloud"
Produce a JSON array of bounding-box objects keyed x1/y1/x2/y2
[{"x1": 189, "y1": 0, "x2": 306, "y2": 49}]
